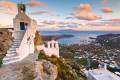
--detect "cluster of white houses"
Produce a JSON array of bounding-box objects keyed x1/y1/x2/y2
[
  {"x1": 2, "y1": 3, "x2": 59, "y2": 65},
  {"x1": 87, "y1": 64, "x2": 120, "y2": 80}
]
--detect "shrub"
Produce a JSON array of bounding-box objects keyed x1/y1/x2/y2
[
  {"x1": 45, "y1": 54, "x2": 49, "y2": 59},
  {"x1": 40, "y1": 50, "x2": 45, "y2": 55},
  {"x1": 62, "y1": 62, "x2": 66, "y2": 66},
  {"x1": 58, "y1": 69, "x2": 62, "y2": 76},
  {"x1": 65, "y1": 75, "x2": 69, "y2": 80},
  {"x1": 68, "y1": 75, "x2": 71, "y2": 79},
  {"x1": 52, "y1": 54, "x2": 57, "y2": 58},
  {"x1": 51, "y1": 58, "x2": 57, "y2": 64},
  {"x1": 56, "y1": 63, "x2": 60, "y2": 71},
  {"x1": 48, "y1": 58, "x2": 52, "y2": 63},
  {"x1": 60, "y1": 59, "x2": 63, "y2": 63},
  {"x1": 62, "y1": 70, "x2": 66, "y2": 75},
  {"x1": 60, "y1": 56, "x2": 63, "y2": 59},
  {"x1": 67, "y1": 62, "x2": 71, "y2": 65}
]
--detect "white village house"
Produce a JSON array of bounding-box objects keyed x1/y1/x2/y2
[{"x1": 2, "y1": 3, "x2": 59, "y2": 65}]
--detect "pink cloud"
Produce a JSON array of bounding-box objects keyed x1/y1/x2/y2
[
  {"x1": 0, "y1": 1, "x2": 16, "y2": 11},
  {"x1": 101, "y1": 0, "x2": 108, "y2": 5},
  {"x1": 42, "y1": 20, "x2": 59, "y2": 25},
  {"x1": 26, "y1": 1, "x2": 48, "y2": 8},
  {"x1": 101, "y1": 7, "x2": 113, "y2": 13},
  {"x1": 71, "y1": 4, "x2": 99, "y2": 21},
  {"x1": 0, "y1": 1, "x2": 17, "y2": 15}
]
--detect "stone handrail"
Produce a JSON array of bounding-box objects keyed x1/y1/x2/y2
[{"x1": 16, "y1": 29, "x2": 29, "y2": 60}]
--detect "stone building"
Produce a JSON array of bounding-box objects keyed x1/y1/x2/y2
[{"x1": 2, "y1": 3, "x2": 59, "y2": 66}]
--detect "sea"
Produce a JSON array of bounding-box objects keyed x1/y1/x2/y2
[{"x1": 40, "y1": 31, "x2": 120, "y2": 44}]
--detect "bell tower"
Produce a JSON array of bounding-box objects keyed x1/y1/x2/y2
[{"x1": 18, "y1": 3, "x2": 26, "y2": 14}]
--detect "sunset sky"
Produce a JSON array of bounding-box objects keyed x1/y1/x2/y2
[{"x1": 0, "y1": 0, "x2": 120, "y2": 31}]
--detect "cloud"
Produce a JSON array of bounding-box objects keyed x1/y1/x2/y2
[
  {"x1": 65, "y1": 17, "x2": 74, "y2": 19},
  {"x1": 31, "y1": 10, "x2": 53, "y2": 15},
  {"x1": 38, "y1": 20, "x2": 83, "y2": 31},
  {"x1": 87, "y1": 18, "x2": 120, "y2": 27},
  {"x1": 101, "y1": 0, "x2": 108, "y2": 5},
  {"x1": 101, "y1": 7, "x2": 113, "y2": 13},
  {"x1": 38, "y1": 19, "x2": 120, "y2": 31},
  {"x1": 41, "y1": 20, "x2": 59, "y2": 25},
  {"x1": 0, "y1": 1, "x2": 17, "y2": 15},
  {"x1": 26, "y1": 1, "x2": 48, "y2": 8},
  {"x1": 71, "y1": 4, "x2": 99, "y2": 21},
  {"x1": 0, "y1": 1, "x2": 16, "y2": 11}
]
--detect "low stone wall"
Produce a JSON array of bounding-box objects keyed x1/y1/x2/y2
[{"x1": 37, "y1": 40, "x2": 59, "y2": 57}]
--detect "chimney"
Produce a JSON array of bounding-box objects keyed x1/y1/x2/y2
[{"x1": 98, "y1": 64, "x2": 102, "y2": 70}]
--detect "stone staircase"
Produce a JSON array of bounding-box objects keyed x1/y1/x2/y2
[{"x1": 2, "y1": 31, "x2": 25, "y2": 66}]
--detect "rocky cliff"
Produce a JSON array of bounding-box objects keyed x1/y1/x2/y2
[
  {"x1": 0, "y1": 28, "x2": 14, "y2": 67},
  {"x1": 0, "y1": 28, "x2": 13, "y2": 54}
]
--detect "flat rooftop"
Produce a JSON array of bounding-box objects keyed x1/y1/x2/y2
[{"x1": 89, "y1": 69, "x2": 120, "y2": 80}]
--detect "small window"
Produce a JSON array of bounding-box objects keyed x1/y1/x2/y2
[{"x1": 25, "y1": 23, "x2": 28, "y2": 26}]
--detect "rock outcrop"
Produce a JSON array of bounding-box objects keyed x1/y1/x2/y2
[
  {"x1": 0, "y1": 59, "x2": 57, "y2": 80},
  {"x1": 0, "y1": 28, "x2": 13, "y2": 54},
  {"x1": 35, "y1": 60, "x2": 58, "y2": 80}
]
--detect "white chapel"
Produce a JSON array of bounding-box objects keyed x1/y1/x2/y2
[{"x1": 2, "y1": 3, "x2": 59, "y2": 65}]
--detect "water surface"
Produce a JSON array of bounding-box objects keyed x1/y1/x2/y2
[{"x1": 41, "y1": 31, "x2": 120, "y2": 44}]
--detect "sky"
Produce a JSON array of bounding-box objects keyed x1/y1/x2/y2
[{"x1": 0, "y1": 0, "x2": 120, "y2": 31}]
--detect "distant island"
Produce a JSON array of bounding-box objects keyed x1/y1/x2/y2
[
  {"x1": 42, "y1": 34, "x2": 74, "y2": 41},
  {"x1": 58, "y1": 29, "x2": 79, "y2": 32}
]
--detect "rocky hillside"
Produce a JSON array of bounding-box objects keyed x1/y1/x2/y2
[
  {"x1": 0, "y1": 28, "x2": 13, "y2": 67},
  {"x1": 0, "y1": 28, "x2": 13, "y2": 54},
  {"x1": 96, "y1": 34, "x2": 120, "y2": 49}
]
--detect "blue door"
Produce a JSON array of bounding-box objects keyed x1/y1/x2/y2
[{"x1": 20, "y1": 22, "x2": 25, "y2": 30}]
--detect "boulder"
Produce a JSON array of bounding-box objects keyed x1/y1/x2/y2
[{"x1": 35, "y1": 60, "x2": 58, "y2": 80}]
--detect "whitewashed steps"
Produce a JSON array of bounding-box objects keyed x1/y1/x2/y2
[{"x1": 2, "y1": 31, "x2": 25, "y2": 66}]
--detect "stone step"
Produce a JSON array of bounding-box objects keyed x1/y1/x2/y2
[
  {"x1": 13, "y1": 44, "x2": 20, "y2": 46},
  {"x1": 3, "y1": 56, "x2": 19, "y2": 61},
  {"x1": 14, "y1": 38, "x2": 23, "y2": 40},
  {"x1": 6, "y1": 52, "x2": 16, "y2": 55},
  {"x1": 14, "y1": 42, "x2": 21, "y2": 44},
  {"x1": 14, "y1": 39, "x2": 21, "y2": 42},
  {"x1": 7, "y1": 50, "x2": 16, "y2": 53},
  {"x1": 9, "y1": 48, "x2": 16, "y2": 51},
  {"x1": 14, "y1": 33, "x2": 24, "y2": 36},
  {"x1": 3, "y1": 58, "x2": 21, "y2": 66},
  {"x1": 11, "y1": 45, "x2": 19, "y2": 48},
  {"x1": 4, "y1": 54, "x2": 17, "y2": 59},
  {"x1": 14, "y1": 35, "x2": 23, "y2": 37},
  {"x1": 6, "y1": 54, "x2": 16, "y2": 57}
]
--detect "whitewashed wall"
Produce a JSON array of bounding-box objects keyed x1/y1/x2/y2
[{"x1": 37, "y1": 40, "x2": 59, "y2": 57}]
